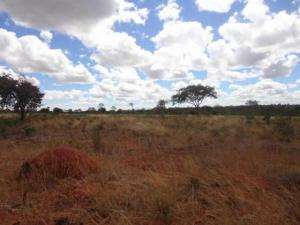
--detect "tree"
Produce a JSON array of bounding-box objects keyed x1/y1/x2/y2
[
  {"x1": 53, "y1": 107, "x2": 64, "y2": 114},
  {"x1": 172, "y1": 84, "x2": 217, "y2": 108},
  {"x1": 156, "y1": 99, "x2": 167, "y2": 111},
  {"x1": 87, "y1": 107, "x2": 96, "y2": 113},
  {"x1": 246, "y1": 100, "x2": 259, "y2": 106},
  {"x1": 0, "y1": 74, "x2": 44, "y2": 120},
  {"x1": 111, "y1": 106, "x2": 116, "y2": 111},
  {"x1": 40, "y1": 107, "x2": 50, "y2": 113},
  {"x1": 129, "y1": 102, "x2": 134, "y2": 111},
  {"x1": 98, "y1": 103, "x2": 106, "y2": 113}
]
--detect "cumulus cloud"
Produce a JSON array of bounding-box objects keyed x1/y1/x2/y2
[
  {"x1": 0, "y1": 29, "x2": 95, "y2": 83},
  {"x1": 0, "y1": 66, "x2": 40, "y2": 86},
  {"x1": 226, "y1": 79, "x2": 300, "y2": 105},
  {"x1": 146, "y1": 21, "x2": 213, "y2": 79},
  {"x1": 213, "y1": 1, "x2": 300, "y2": 80},
  {"x1": 45, "y1": 89, "x2": 85, "y2": 100},
  {"x1": 90, "y1": 67, "x2": 171, "y2": 105},
  {"x1": 90, "y1": 30, "x2": 152, "y2": 67},
  {"x1": 195, "y1": 0, "x2": 237, "y2": 13},
  {"x1": 40, "y1": 30, "x2": 53, "y2": 44},
  {"x1": 158, "y1": 0, "x2": 181, "y2": 21}
]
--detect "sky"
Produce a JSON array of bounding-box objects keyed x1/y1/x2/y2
[{"x1": 0, "y1": 0, "x2": 299, "y2": 110}]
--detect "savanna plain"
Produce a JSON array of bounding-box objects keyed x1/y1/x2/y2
[{"x1": 0, "y1": 114, "x2": 299, "y2": 225}]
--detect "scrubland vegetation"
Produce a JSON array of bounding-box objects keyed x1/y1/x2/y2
[{"x1": 0, "y1": 114, "x2": 299, "y2": 225}]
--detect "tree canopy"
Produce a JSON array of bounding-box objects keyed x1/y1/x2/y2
[
  {"x1": 172, "y1": 84, "x2": 217, "y2": 108},
  {"x1": 0, "y1": 74, "x2": 44, "y2": 120}
]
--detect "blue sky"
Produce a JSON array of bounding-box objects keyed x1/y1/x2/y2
[{"x1": 0, "y1": 0, "x2": 299, "y2": 110}]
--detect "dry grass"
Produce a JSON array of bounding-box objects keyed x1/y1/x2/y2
[{"x1": 0, "y1": 114, "x2": 299, "y2": 225}]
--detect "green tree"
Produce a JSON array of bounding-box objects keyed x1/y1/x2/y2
[
  {"x1": 172, "y1": 84, "x2": 217, "y2": 108},
  {"x1": 0, "y1": 74, "x2": 44, "y2": 120}
]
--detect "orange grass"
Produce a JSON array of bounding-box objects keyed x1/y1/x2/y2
[{"x1": 0, "y1": 114, "x2": 299, "y2": 225}]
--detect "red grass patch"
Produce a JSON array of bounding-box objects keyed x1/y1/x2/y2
[{"x1": 18, "y1": 147, "x2": 99, "y2": 181}]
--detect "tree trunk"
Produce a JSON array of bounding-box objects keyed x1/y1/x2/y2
[{"x1": 20, "y1": 109, "x2": 26, "y2": 121}]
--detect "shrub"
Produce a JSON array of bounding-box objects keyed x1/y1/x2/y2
[
  {"x1": 273, "y1": 117, "x2": 295, "y2": 142},
  {"x1": 23, "y1": 126, "x2": 36, "y2": 137},
  {"x1": 18, "y1": 147, "x2": 99, "y2": 182},
  {"x1": 263, "y1": 113, "x2": 272, "y2": 125},
  {"x1": 0, "y1": 118, "x2": 19, "y2": 139}
]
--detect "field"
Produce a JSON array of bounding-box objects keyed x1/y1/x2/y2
[{"x1": 0, "y1": 114, "x2": 299, "y2": 225}]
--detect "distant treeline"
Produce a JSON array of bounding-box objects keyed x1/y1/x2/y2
[
  {"x1": 130, "y1": 105, "x2": 300, "y2": 117},
  {"x1": 1, "y1": 104, "x2": 299, "y2": 117},
  {"x1": 1, "y1": 105, "x2": 300, "y2": 116}
]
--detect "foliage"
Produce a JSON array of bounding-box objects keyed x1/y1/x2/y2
[
  {"x1": 172, "y1": 84, "x2": 217, "y2": 108},
  {"x1": 263, "y1": 113, "x2": 272, "y2": 125},
  {"x1": 156, "y1": 99, "x2": 167, "y2": 111},
  {"x1": 0, "y1": 74, "x2": 44, "y2": 120},
  {"x1": 246, "y1": 100, "x2": 259, "y2": 106},
  {"x1": 40, "y1": 107, "x2": 50, "y2": 113},
  {"x1": 53, "y1": 107, "x2": 64, "y2": 114},
  {"x1": 23, "y1": 126, "x2": 37, "y2": 137}
]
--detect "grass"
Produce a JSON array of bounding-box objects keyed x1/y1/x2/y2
[{"x1": 0, "y1": 114, "x2": 299, "y2": 225}]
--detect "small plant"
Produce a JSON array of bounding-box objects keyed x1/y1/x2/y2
[
  {"x1": 0, "y1": 118, "x2": 19, "y2": 139},
  {"x1": 154, "y1": 196, "x2": 173, "y2": 224},
  {"x1": 273, "y1": 117, "x2": 295, "y2": 142},
  {"x1": 23, "y1": 126, "x2": 36, "y2": 137},
  {"x1": 263, "y1": 113, "x2": 272, "y2": 125},
  {"x1": 92, "y1": 123, "x2": 105, "y2": 153}
]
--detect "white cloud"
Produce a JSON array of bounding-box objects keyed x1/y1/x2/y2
[
  {"x1": 90, "y1": 29, "x2": 152, "y2": 67},
  {"x1": 242, "y1": 0, "x2": 270, "y2": 23},
  {"x1": 158, "y1": 0, "x2": 181, "y2": 21},
  {"x1": 0, "y1": 28, "x2": 95, "y2": 83},
  {"x1": 215, "y1": 4, "x2": 300, "y2": 79},
  {"x1": 263, "y1": 55, "x2": 299, "y2": 78},
  {"x1": 90, "y1": 67, "x2": 171, "y2": 105},
  {"x1": 226, "y1": 79, "x2": 300, "y2": 105},
  {"x1": 0, "y1": 65, "x2": 40, "y2": 86},
  {"x1": 146, "y1": 21, "x2": 213, "y2": 79},
  {"x1": 45, "y1": 89, "x2": 85, "y2": 100},
  {"x1": 40, "y1": 30, "x2": 53, "y2": 44},
  {"x1": 195, "y1": 0, "x2": 236, "y2": 13}
]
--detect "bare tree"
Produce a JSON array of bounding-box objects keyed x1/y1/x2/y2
[{"x1": 129, "y1": 102, "x2": 134, "y2": 111}]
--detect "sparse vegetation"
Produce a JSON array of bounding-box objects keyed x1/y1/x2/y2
[
  {"x1": 0, "y1": 114, "x2": 299, "y2": 225},
  {"x1": 273, "y1": 116, "x2": 295, "y2": 142}
]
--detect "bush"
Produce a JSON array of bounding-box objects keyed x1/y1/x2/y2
[
  {"x1": 273, "y1": 117, "x2": 295, "y2": 142},
  {"x1": 263, "y1": 113, "x2": 272, "y2": 125},
  {"x1": 23, "y1": 126, "x2": 36, "y2": 137},
  {"x1": 0, "y1": 118, "x2": 19, "y2": 139}
]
